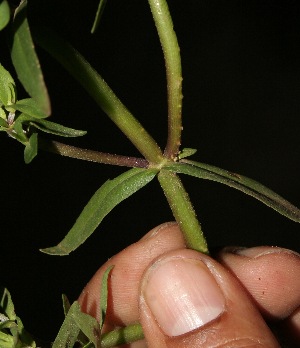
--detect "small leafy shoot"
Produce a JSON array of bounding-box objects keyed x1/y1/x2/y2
[{"x1": 0, "y1": 287, "x2": 36, "y2": 347}]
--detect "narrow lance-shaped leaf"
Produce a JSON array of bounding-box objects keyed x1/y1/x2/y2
[
  {"x1": 61, "y1": 294, "x2": 71, "y2": 317},
  {"x1": 0, "y1": 63, "x2": 16, "y2": 106},
  {"x1": 11, "y1": 98, "x2": 48, "y2": 119},
  {"x1": 100, "y1": 265, "x2": 114, "y2": 330},
  {"x1": 91, "y1": 0, "x2": 108, "y2": 34},
  {"x1": 11, "y1": 0, "x2": 51, "y2": 116},
  {"x1": 16, "y1": 113, "x2": 87, "y2": 137},
  {"x1": 29, "y1": 119, "x2": 87, "y2": 137},
  {"x1": 24, "y1": 132, "x2": 38, "y2": 164},
  {"x1": 167, "y1": 160, "x2": 300, "y2": 223},
  {"x1": 52, "y1": 302, "x2": 81, "y2": 348},
  {"x1": 41, "y1": 168, "x2": 158, "y2": 255},
  {"x1": 73, "y1": 305, "x2": 101, "y2": 347},
  {"x1": 0, "y1": 288, "x2": 16, "y2": 321},
  {"x1": 0, "y1": 0, "x2": 10, "y2": 31}
]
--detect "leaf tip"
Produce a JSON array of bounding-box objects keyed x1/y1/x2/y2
[{"x1": 40, "y1": 245, "x2": 69, "y2": 256}]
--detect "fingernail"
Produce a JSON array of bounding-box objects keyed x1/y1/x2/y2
[
  {"x1": 227, "y1": 246, "x2": 300, "y2": 259},
  {"x1": 142, "y1": 257, "x2": 225, "y2": 336}
]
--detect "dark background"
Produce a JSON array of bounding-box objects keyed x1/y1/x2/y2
[{"x1": 1, "y1": 0, "x2": 300, "y2": 341}]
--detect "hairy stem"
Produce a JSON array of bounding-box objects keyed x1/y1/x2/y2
[
  {"x1": 39, "y1": 139, "x2": 149, "y2": 168},
  {"x1": 148, "y1": 0, "x2": 183, "y2": 159},
  {"x1": 34, "y1": 28, "x2": 164, "y2": 165},
  {"x1": 158, "y1": 170, "x2": 209, "y2": 254},
  {"x1": 101, "y1": 323, "x2": 144, "y2": 348}
]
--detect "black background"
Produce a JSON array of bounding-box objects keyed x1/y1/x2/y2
[{"x1": 1, "y1": 0, "x2": 300, "y2": 341}]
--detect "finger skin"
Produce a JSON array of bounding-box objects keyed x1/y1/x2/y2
[
  {"x1": 78, "y1": 222, "x2": 185, "y2": 328},
  {"x1": 139, "y1": 249, "x2": 279, "y2": 348},
  {"x1": 78, "y1": 223, "x2": 299, "y2": 347},
  {"x1": 216, "y1": 246, "x2": 300, "y2": 319},
  {"x1": 216, "y1": 246, "x2": 300, "y2": 346}
]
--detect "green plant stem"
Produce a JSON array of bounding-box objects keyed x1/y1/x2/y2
[
  {"x1": 100, "y1": 323, "x2": 144, "y2": 348},
  {"x1": 148, "y1": 0, "x2": 183, "y2": 160},
  {"x1": 39, "y1": 138, "x2": 149, "y2": 168},
  {"x1": 158, "y1": 170, "x2": 209, "y2": 254},
  {"x1": 33, "y1": 28, "x2": 164, "y2": 165}
]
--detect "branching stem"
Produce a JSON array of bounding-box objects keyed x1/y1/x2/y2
[
  {"x1": 148, "y1": 0, "x2": 183, "y2": 160},
  {"x1": 39, "y1": 138, "x2": 149, "y2": 168},
  {"x1": 34, "y1": 28, "x2": 164, "y2": 165}
]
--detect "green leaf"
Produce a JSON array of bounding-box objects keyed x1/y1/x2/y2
[
  {"x1": 0, "y1": 63, "x2": 16, "y2": 106},
  {"x1": 167, "y1": 160, "x2": 300, "y2": 223},
  {"x1": 0, "y1": 114, "x2": 7, "y2": 127},
  {"x1": 41, "y1": 168, "x2": 158, "y2": 255},
  {"x1": 0, "y1": 288, "x2": 16, "y2": 321},
  {"x1": 12, "y1": 98, "x2": 48, "y2": 119},
  {"x1": 53, "y1": 301, "x2": 100, "y2": 348},
  {"x1": 0, "y1": 320, "x2": 16, "y2": 331},
  {"x1": 15, "y1": 317, "x2": 36, "y2": 347},
  {"x1": 73, "y1": 306, "x2": 101, "y2": 347},
  {"x1": 11, "y1": 0, "x2": 51, "y2": 116},
  {"x1": 178, "y1": 148, "x2": 197, "y2": 159},
  {"x1": 100, "y1": 265, "x2": 114, "y2": 330},
  {"x1": 52, "y1": 302, "x2": 81, "y2": 348},
  {"x1": 24, "y1": 132, "x2": 38, "y2": 164},
  {"x1": 29, "y1": 119, "x2": 87, "y2": 137},
  {"x1": 0, "y1": 331, "x2": 14, "y2": 348},
  {"x1": 15, "y1": 113, "x2": 86, "y2": 137},
  {"x1": 0, "y1": 0, "x2": 10, "y2": 31},
  {"x1": 62, "y1": 294, "x2": 71, "y2": 317},
  {"x1": 13, "y1": 119, "x2": 28, "y2": 142},
  {"x1": 91, "y1": 0, "x2": 108, "y2": 34}
]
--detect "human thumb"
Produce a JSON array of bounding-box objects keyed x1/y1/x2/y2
[{"x1": 139, "y1": 249, "x2": 279, "y2": 348}]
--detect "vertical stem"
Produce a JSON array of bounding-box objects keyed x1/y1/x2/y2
[
  {"x1": 148, "y1": 0, "x2": 183, "y2": 160},
  {"x1": 158, "y1": 170, "x2": 209, "y2": 254}
]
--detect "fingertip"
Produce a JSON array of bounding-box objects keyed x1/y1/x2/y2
[
  {"x1": 217, "y1": 246, "x2": 300, "y2": 319},
  {"x1": 139, "y1": 249, "x2": 279, "y2": 348}
]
